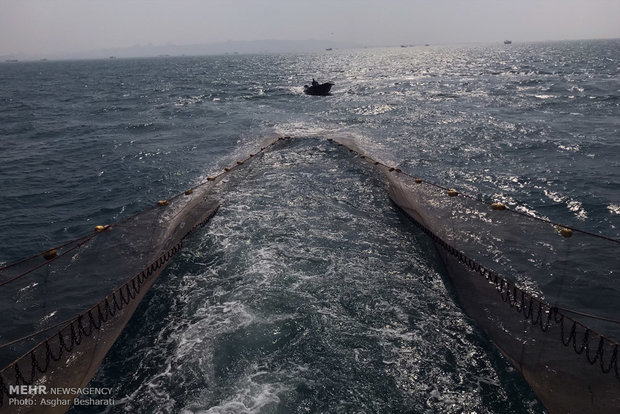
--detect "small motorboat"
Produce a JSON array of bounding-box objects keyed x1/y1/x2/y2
[{"x1": 304, "y1": 81, "x2": 334, "y2": 96}]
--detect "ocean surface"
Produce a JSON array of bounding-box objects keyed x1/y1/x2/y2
[{"x1": 0, "y1": 39, "x2": 618, "y2": 413}]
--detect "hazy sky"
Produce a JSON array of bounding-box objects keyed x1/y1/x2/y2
[{"x1": 1, "y1": 0, "x2": 619, "y2": 56}]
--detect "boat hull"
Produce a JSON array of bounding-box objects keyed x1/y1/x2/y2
[{"x1": 304, "y1": 82, "x2": 333, "y2": 96}]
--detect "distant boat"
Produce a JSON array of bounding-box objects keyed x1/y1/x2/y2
[
  {"x1": 504, "y1": 40, "x2": 512, "y2": 45},
  {"x1": 304, "y1": 81, "x2": 334, "y2": 96},
  {"x1": 4, "y1": 59, "x2": 18, "y2": 63},
  {"x1": 325, "y1": 48, "x2": 333, "y2": 51}
]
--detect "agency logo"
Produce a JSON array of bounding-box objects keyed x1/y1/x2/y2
[{"x1": 7, "y1": 386, "x2": 115, "y2": 408}]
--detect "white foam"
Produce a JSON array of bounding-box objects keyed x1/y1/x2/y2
[
  {"x1": 187, "y1": 382, "x2": 284, "y2": 414},
  {"x1": 352, "y1": 104, "x2": 395, "y2": 116},
  {"x1": 557, "y1": 143, "x2": 580, "y2": 152},
  {"x1": 607, "y1": 204, "x2": 620, "y2": 215},
  {"x1": 180, "y1": 363, "x2": 300, "y2": 414},
  {"x1": 543, "y1": 190, "x2": 588, "y2": 220},
  {"x1": 272, "y1": 121, "x2": 334, "y2": 138}
]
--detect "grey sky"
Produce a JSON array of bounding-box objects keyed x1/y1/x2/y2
[{"x1": 1, "y1": 0, "x2": 619, "y2": 57}]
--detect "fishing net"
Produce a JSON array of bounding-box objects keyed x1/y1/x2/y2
[
  {"x1": 0, "y1": 138, "x2": 276, "y2": 413},
  {"x1": 1, "y1": 135, "x2": 618, "y2": 414},
  {"x1": 332, "y1": 135, "x2": 620, "y2": 414}
]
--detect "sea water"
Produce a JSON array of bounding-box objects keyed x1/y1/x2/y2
[{"x1": 0, "y1": 39, "x2": 618, "y2": 413}]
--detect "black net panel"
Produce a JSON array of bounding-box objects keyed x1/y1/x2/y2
[
  {"x1": 0, "y1": 138, "x2": 279, "y2": 413},
  {"x1": 332, "y1": 135, "x2": 619, "y2": 414}
]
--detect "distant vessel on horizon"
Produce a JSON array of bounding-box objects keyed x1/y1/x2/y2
[{"x1": 504, "y1": 40, "x2": 512, "y2": 45}]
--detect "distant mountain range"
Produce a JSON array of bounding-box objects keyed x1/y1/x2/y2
[{"x1": 2, "y1": 39, "x2": 363, "y2": 61}]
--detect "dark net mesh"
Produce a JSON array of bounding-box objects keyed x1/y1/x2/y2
[
  {"x1": 332, "y1": 135, "x2": 619, "y2": 414},
  {"x1": 0, "y1": 138, "x2": 278, "y2": 413}
]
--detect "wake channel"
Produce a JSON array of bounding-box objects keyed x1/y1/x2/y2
[{"x1": 84, "y1": 137, "x2": 542, "y2": 413}]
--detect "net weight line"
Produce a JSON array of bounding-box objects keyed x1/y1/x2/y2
[
  {"x1": 0, "y1": 205, "x2": 219, "y2": 408},
  {"x1": 397, "y1": 201, "x2": 619, "y2": 379}
]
